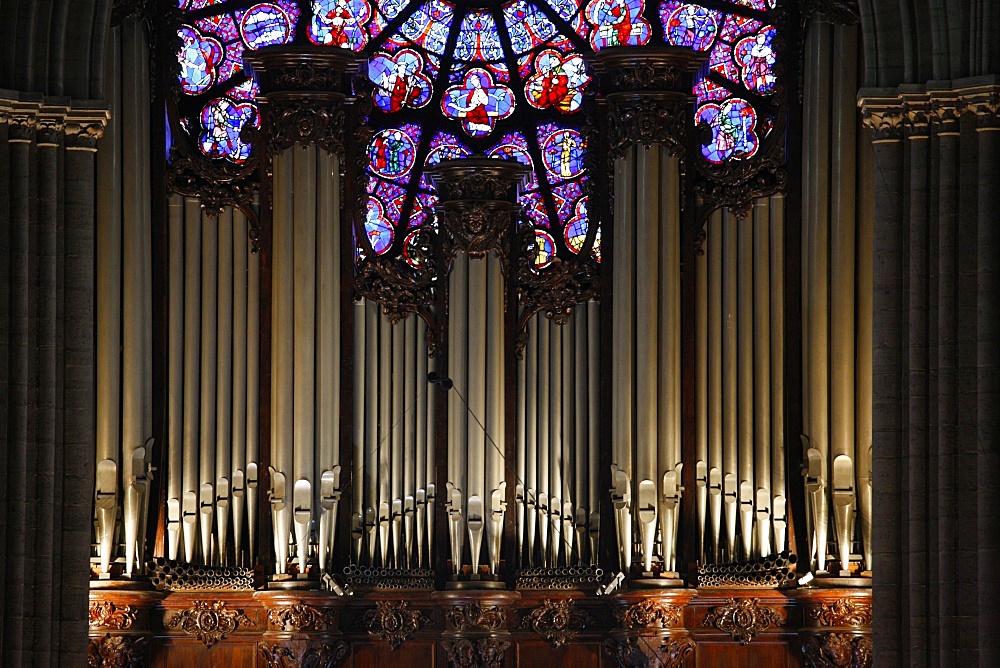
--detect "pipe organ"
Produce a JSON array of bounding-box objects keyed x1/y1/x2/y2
[
  {"x1": 352, "y1": 300, "x2": 435, "y2": 571},
  {"x1": 88, "y1": 15, "x2": 875, "y2": 668},
  {"x1": 165, "y1": 199, "x2": 261, "y2": 567}
]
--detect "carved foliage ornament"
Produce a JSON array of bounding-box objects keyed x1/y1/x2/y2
[
  {"x1": 362, "y1": 600, "x2": 429, "y2": 650},
  {"x1": 89, "y1": 602, "x2": 137, "y2": 630},
  {"x1": 165, "y1": 600, "x2": 251, "y2": 647},
  {"x1": 88, "y1": 634, "x2": 147, "y2": 668},
  {"x1": 809, "y1": 599, "x2": 872, "y2": 628},
  {"x1": 602, "y1": 636, "x2": 695, "y2": 668},
  {"x1": 615, "y1": 598, "x2": 684, "y2": 630},
  {"x1": 802, "y1": 632, "x2": 872, "y2": 668},
  {"x1": 267, "y1": 603, "x2": 337, "y2": 631},
  {"x1": 702, "y1": 598, "x2": 784, "y2": 645},
  {"x1": 265, "y1": 96, "x2": 346, "y2": 158},
  {"x1": 606, "y1": 92, "x2": 688, "y2": 162},
  {"x1": 259, "y1": 641, "x2": 350, "y2": 668},
  {"x1": 519, "y1": 598, "x2": 593, "y2": 648},
  {"x1": 441, "y1": 638, "x2": 510, "y2": 668},
  {"x1": 445, "y1": 601, "x2": 507, "y2": 631},
  {"x1": 439, "y1": 203, "x2": 518, "y2": 259}
]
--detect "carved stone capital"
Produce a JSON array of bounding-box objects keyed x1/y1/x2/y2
[
  {"x1": 65, "y1": 109, "x2": 111, "y2": 151},
  {"x1": 165, "y1": 600, "x2": 252, "y2": 647},
  {"x1": 701, "y1": 598, "x2": 784, "y2": 645},
  {"x1": 602, "y1": 636, "x2": 695, "y2": 668},
  {"x1": 35, "y1": 106, "x2": 68, "y2": 147},
  {"x1": 267, "y1": 603, "x2": 338, "y2": 631},
  {"x1": 859, "y1": 98, "x2": 906, "y2": 142},
  {"x1": 963, "y1": 86, "x2": 1000, "y2": 130},
  {"x1": 361, "y1": 600, "x2": 429, "y2": 650},
  {"x1": 615, "y1": 598, "x2": 684, "y2": 630},
  {"x1": 441, "y1": 638, "x2": 510, "y2": 668},
  {"x1": 801, "y1": 632, "x2": 872, "y2": 668},
  {"x1": 88, "y1": 634, "x2": 148, "y2": 668},
  {"x1": 89, "y1": 602, "x2": 137, "y2": 630},
  {"x1": 445, "y1": 601, "x2": 507, "y2": 632},
  {"x1": 519, "y1": 599, "x2": 593, "y2": 648}
]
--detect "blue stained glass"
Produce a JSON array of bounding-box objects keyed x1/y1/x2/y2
[
  {"x1": 441, "y1": 69, "x2": 515, "y2": 138},
  {"x1": 455, "y1": 12, "x2": 504, "y2": 62},
  {"x1": 552, "y1": 180, "x2": 583, "y2": 220},
  {"x1": 197, "y1": 13, "x2": 240, "y2": 41},
  {"x1": 693, "y1": 76, "x2": 728, "y2": 104},
  {"x1": 227, "y1": 78, "x2": 259, "y2": 100},
  {"x1": 707, "y1": 41, "x2": 740, "y2": 82},
  {"x1": 308, "y1": 0, "x2": 373, "y2": 48},
  {"x1": 533, "y1": 229, "x2": 557, "y2": 268},
  {"x1": 662, "y1": 4, "x2": 720, "y2": 51},
  {"x1": 503, "y1": 0, "x2": 561, "y2": 54},
  {"x1": 697, "y1": 97, "x2": 759, "y2": 163},
  {"x1": 400, "y1": 0, "x2": 455, "y2": 54},
  {"x1": 370, "y1": 49, "x2": 434, "y2": 112},
  {"x1": 409, "y1": 192, "x2": 433, "y2": 226},
  {"x1": 487, "y1": 133, "x2": 539, "y2": 189},
  {"x1": 199, "y1": 97, "x2": 258, "y2": 162},
  {"x1": 523, "y1": 192, "x2": 550, "y2": 227},
  {"x1": 734, "y1": 26, "x2": 777, "y2": 94},
  {"x1": 584, "y1": 0, "x2": 651, "y2": 50},
  {"x1": 376, "y1": 0, "x2": 409, "y2": 20},
  {"x1": 538, "y1": 126, "x2": 585, "y2": 180},
  {"x1": 545, "y1": 0, "x2": 584, "y2": 24},
  {"x1": 426, "y1": 132, "x2": 473, "y2": 166},
  {"x1": 368, "y1": 127, "x2": 419, "y2": 180},
  {"x1": 733, "y1": 0, "x2": 772, "y2": 10},
  {"x1": 524, "y1": 50, "x2": 589, "y2": 113},
  {"x1": 563, "y1": 197, "x2": 588, "y2": 252},
  {"x1": 239, "y1": 2, "x2": 295, "y2": 49},
  {"x1": 719, "y1": 13, "x2": 762, "y2": 42},
  {"x1": 178, "y1": 25, "x2": 223, "y2": 94},
  {"x1": 365, "y1": 198, "x2": 395, "y2": 254}
]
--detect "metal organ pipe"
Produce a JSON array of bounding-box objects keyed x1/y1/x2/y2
[
  {"x1": 199, "y1": 212, "x2": 218, "y2": 566},
  {"x1": 181, "y1": 199, "x2": 202, "y2": 564},
  {"x1": 695, "y1": 209, "x2": 709, "y2": 564},
  {"x1": 722, "y1": 210, "x2": 739, "y2": 561},
  {"x1": 166, "y1": 197, "x2": 184, "y2": 561},
  {"x1": 215, "y1": 210, "x2": 234, "y2": 566},
  {"x1": 707, "y1": 210, "x2": 724, "y2": 563},
  {"x1": 232, "y1": 209, "x2": 249, "y2": 567},
  {"x1": 753, "y1": 199, "x2": 772, "y2": 558},
  {"x1": 769, "y1": 196, "x2": 787, "y2": 554},
  {"x1": 737, "y1": 212, "x2": 754, "y2": 561},
  {"x1": 486, "y1": 253, "x2": 506, "y2": 574}
]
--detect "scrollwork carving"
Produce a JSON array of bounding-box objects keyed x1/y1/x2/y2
[
  {"x1": 702, "y1": 598, "x2": 784, "y2": 645},
  {"x1": 602, "y1": 636, "x2": 694, "y2": 668},
  {"x1": 441, "y1": 638, "x2": 510, "y2": 668},
  {"x1": 809, "y1": 599, "x2": 872, "y2": 628},
  {"x1": 89, "y1": 602, "x2": 137, "y2": 630},
  {"x1": 303, "y1": 640, "x2": 351, "y2": 668},
  {"x1": 165, "y1": 600, "x2": 252, "y2": 647},
  {"x1": 265, "y1": 96, "x2": 346, "y2": 158},
  {"x1": 258, "y1": 642, "x2": 296, "y2": 668},
  {"x1": 445, "y1": 602, "x2": 507, "y2": 631},
  {"x1": 518, "y1": 599, "x2": 593, "y2": 648},
  {"x1": 361, "y1": 600, "x2": 429, "y2": 650},
  {"x1": 606, "y1": 92, "x2": 688, "y2": 161},
  {"x1": 439, "y1": 202, "x2": 518, "y2": 259},
  {"x1": 615, "y1": 599, "x2": 683, "y2": 630},
  {"x1": 802, "y1": 632, "x2": 872, "y2": 668},
  {"x1": 267, "y1": 603, "x2": 337, "y2": 631},
  {"x1": 88, "y1": 634, "x2": 147, "y2": 668}
]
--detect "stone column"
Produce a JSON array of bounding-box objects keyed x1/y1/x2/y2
[
  {"x1": 1, "y1": 94, "x2": 108, "y2": 666},
  {"x1": 861, "y1": 78, "x2": 1000, "y2": 665}
]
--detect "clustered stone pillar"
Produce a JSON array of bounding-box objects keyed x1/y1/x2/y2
[
  {"x1": 0, "y1": 95, "x2": 108, "y2": 665},
  {"x1": 861, "y1": 78, "x2": 1000, "y2": 665}
]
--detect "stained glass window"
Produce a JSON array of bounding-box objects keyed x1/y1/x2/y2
[
  {"x1": 171, "y1": 0, "x2": 779, "y2": 222},
  {"x1": 659, "y1": 0, "x2": 780, "y2": 163}
]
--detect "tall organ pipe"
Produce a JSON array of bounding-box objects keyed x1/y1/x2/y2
[
  {"x1": 770, "y1": 196, "x2": 787, "y2": 554},
  {"x1": 270, "y1": 149, "x2": 295, "y2": 574},
  {"x1": 231, "y1": 209, "x2": 249, "y2": 566},
  {"x1": 199, "y1": 214, "x2": 218, "y2": 565},
  {"x1": 695, "y1": 213, "x2": 709, "y2": 564},
  {"x1": 181, "y1": 199, "x2": 202, "y2": 563},
  {"x1": 753, "y1": 199, "x2": 772, "y2": 558},
  {"x1": 215, "y1": 210, "x2": 234, "y2": 566},
  {"x1": 707, "y1": 210, "x2": 724, "y2": 563},
  {"x1": 166, "y1": 198, "x2": 184, "y2": 560},
  {"x1": 722, "y1": 211, "x2": 739, "y2": 560}
]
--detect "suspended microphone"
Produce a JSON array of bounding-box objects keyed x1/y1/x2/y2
[{"x1": 427, "y1": 371, "x2": 453, "y2": 390}]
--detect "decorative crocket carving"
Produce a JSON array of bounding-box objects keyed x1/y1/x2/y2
[
  {"x1": 518, "y1": 599, "x2": 593, "y2": 648},
  {"x1": 809, "y1": 599, "x2": 872, "y2": 628},
  {"x1": 445, "y1": 601, "x2": 507, "y2": 631},
  {"x1": 165, "y1": 600, "x2": 251, "y2": 647},
  {"x1": 87, "y1": 634, "x2": 147, "y2": 668},
  {"x1": 615, "y1": 598, "x2": 683, "y2": 630},
  {"x1": 441, "y1": 638, "x2": 510, "y2": 668},
  {"x1": 267, "y1": 603, "x2": 337, "y2": 631},
  {"x1": 802, "y1": 632, "x2": 872, "y2": 668},
  {"x1": 362, "y1": 600, "x2": 429, "y2": 650},
  {"x1": 702, "y1": 598, "x2": 784, "y2": 645},
  {"x1": 89, "y1": 602, "x2": 137, "y2": 630},
  {"x1": 602, "y1": 636, "x2": 694, "y2": 668}
]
